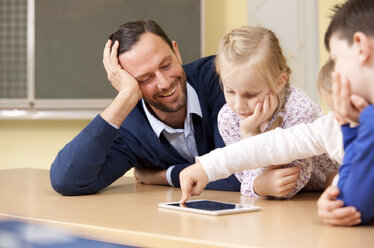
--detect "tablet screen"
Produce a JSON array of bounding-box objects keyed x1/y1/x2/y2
[{"x1": 167, "y1": 200, "x2": 237, "y2": 211}]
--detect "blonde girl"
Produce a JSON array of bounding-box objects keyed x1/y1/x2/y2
[{"x1": 215, "y1": 26, "x2": 338, "y2": 198}]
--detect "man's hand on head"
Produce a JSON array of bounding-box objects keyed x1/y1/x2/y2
[
  {"x1": 100, "y1": 40, "x2": 143, "y2": 127},
  {"x1": 103, "y1": 39, "x2": 143, "y2": 97}
]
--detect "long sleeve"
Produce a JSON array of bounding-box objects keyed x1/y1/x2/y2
[
  {"x1": 169, "y1": 162, "x2": 240, "y2": 191},
  {"x1": 337, "y1": 105, "x2": 374, "y2": 224},
  {"x1": 212, "y1": 87, "x2": 337, "y2": 198},
  {"x1": 50, "y1": 115, "x2": 135, "y2": 195},
  {"x1": 199, "y1": 111, "x2": 343, "y2": 183},
  {"x1": 217, "y1": 103, "x2": 314, "y2": 198}
]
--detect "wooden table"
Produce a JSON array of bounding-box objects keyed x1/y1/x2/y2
[{"x1": 0, "y1": 169, "x2": 372, "y2": 248}]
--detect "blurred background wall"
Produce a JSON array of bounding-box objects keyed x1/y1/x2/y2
[{"x1": 0, "y1": 0, "x2": 344, "y2": 171}]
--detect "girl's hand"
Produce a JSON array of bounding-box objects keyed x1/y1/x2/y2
[
  {"x1": 253, "y1": 165, "x2": 300, "y2": 198},
  {"x1": 103, "y1": 39, "x2": 142, "y2": 99},
  {"x1": 317, "y1": 186, "x2": 361, "y2": 226},
  {"x1": 240, "y1": 92, "x2": 278, "y2": 138}
]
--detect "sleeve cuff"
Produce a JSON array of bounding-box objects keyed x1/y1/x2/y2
[
  {"x1": 166, "y1": 166, "x2": 175, "y2": 186},
  {"x1": 240, "y1": 173, "x2": 262, "y2": 198},
  {"x1": 169, "y1": 164, "x2": 190, "y2": 187},
  {"x1": 331, "y1": 174, "x2": 339, "y2": 186},
  {"x1": 108, "y1": 122, "x2": 120, "y2": 129}
]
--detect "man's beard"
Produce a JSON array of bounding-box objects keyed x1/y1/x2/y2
[{"x1": 144, "y1": 72, "x2": 187, "y2": 113}]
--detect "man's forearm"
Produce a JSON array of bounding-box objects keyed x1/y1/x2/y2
[
  {"x1": 101, "y1": 90, "x2": 140, "y2": 127},
  {"x1": 50, "y1": 115, "x2": 125, "y2": 195}
]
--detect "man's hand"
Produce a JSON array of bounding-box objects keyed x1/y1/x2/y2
[
  {"x1": 133, "y1": 168, "x2": 168, "y2": 185},
  {"x1": 253, "y1": 165, "x2": 300, "y2": 198},
  {"x1": 103, "y1": 39, "x2": 142, "y2": 96},
  {"x1": 332, "y1": 73, "x2": 368, "y2": 126},
  {"x1": 100, "y1": 40, "x2": 143, "y2": 127},
  {"x1": 317, "y1": 186, "x2": 361, "y2": 226},
  {"x1": 179, "y1": 163, "x2": 209, "y2": 203},
  {"x1": 240, "y1": 93, "x2": 278, "y2": 138}
]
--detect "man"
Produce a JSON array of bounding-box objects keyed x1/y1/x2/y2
[{"x1": 50, "y1": 20, "x2": 240, "y2": 195}]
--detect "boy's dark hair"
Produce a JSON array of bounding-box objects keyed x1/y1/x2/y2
[
  {"x1": 325, "y1": 0, "x2": 374, "y2": 51},
  {"x1": 109, "y1": 19, "x2": 173, "y2": 56}
]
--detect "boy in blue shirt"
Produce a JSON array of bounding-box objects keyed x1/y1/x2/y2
[{"x1": 319, "y1": 0, "x2": 374, "y2": 225}]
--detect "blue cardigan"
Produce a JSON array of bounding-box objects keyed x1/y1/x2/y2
[
  {"x1": 50, "y1": 56, "x2": 240, "y2": 195},
  {"x1": 338, "y1": 105, "x2": 374, "y2": 224}
]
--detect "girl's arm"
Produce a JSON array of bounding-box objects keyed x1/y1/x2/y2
[
  {"x1": 180, "y1": 113, "x2": 341, "y2": 202},
  {"x1": 199, "y1": 112, "x2": 342, "y2": 182}
]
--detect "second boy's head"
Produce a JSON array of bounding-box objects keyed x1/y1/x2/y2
[
  {"x1": 215, "y1": 26, "x2": 290, "y2": 119},
  {"x1": 325, "y1": 0, "x2": 374, "y2": 104},
  {"x1": 317, "y1": 58, "x2": 334, "y2": 110}
]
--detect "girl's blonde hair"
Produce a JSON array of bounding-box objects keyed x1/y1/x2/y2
[{"x1": 215, "y1": 25, "x2": 291, "y2": 112}]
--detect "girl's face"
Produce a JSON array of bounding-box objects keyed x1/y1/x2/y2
[{"x1": 221, "y1": 66, "x2": 276, "y2": 119}]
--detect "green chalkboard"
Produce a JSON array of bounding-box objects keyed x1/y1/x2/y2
[{"x1": 35, "y1": 0, "x2": 201, "y2": 99}]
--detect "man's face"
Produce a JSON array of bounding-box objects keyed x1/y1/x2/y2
[{"x1": 119, "y1": 33, "x2": 187, "y2": 115}]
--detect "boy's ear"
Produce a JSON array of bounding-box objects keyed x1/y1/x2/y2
[
  {"x1": 172, "y1": 40, "x2": 183, "y2": 64},
  {"x1": 276, "y1": 73, "x2": 288, "y2": 93},
  {"x1": 353, "y1": 32, "x2": 372, "y2": 64}
]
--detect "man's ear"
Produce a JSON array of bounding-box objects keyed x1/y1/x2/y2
[
  {"x1": 353, "y1": 32, "x2": 372, "y2": 65},
  {"x1": 275, "y1": 73, "x2": 288, "y2": 93},
  {"x1": 172, "y1": 40, "x2": 183, "y2": 64}
]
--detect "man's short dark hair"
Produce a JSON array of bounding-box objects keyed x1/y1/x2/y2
[
  {"x1": 325, "y1": 0, "x2": 374, "y2": 51},
  {"x1": 109, "y1": 19, "x2": 173, "y2": 56}
]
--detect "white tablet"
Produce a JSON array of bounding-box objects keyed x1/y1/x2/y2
[{"x1": 158, "y1": 199, "x2": 261, "y2": 216}]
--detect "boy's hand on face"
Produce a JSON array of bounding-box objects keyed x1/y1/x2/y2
[
  {"x1": 103, "y1": 40, "x2": 143, "y2": 99},
  {"x1": 179, "y1": 163, "x2": 209, "y2": 203},
  {"x1": 317, "y1": 186, "x2": 361, "y2": 226},
  {"x1": 253, "y1": 165, "x2": 300, "y2": 198},
  {"x1": 240, "y1": 93, "x2": 278, "y2": 138},
  {"x1": 350, "y1": 93, "x2": 369, "y2": 114},
  {"x1": 332, "y1": 73, "x2": 368, "y2": 126}
]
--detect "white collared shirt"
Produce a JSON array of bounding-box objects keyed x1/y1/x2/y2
[{"x1": 142, "y1": 83, "x2": 202, "y2": 186}]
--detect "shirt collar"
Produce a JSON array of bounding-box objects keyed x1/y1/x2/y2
[{"x1": 142, "y1": 82, "x2": 202, "y2": 137}]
